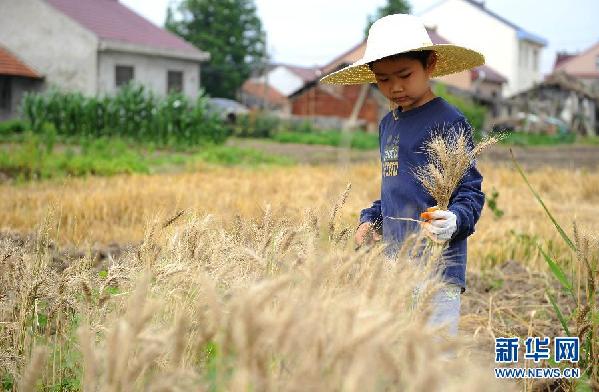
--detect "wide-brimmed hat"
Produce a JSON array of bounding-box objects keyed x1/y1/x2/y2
[{"x1": 319, "y1": 14, "x2": 485, "y2": 85}]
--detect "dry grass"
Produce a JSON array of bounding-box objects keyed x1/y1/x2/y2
[
  {"x1": 2, "y1": 159, "x2": 598, "y2": 389},
  {"x1": 1, "y1": 162, "x2": 598, "y2": 272},
  {"x1": 1, "y1": 201, "x2": 512, "y2": 390},
  {"x1": 414, "y1": 128, "x2": 501, "y2": 210}
]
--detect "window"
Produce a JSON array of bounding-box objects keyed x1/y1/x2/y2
[
  {"x1": 519, "y1": 43, "x2": 526, "y2": 68},
  {"x1": 115, "y1": 65, "x2": 134, "y2": 87},
  {"x1": 167, "y1": 70, "x2": 183, "y2": 93},
  {"x1": 532, "y1": 49, "x2": 539, "y2": 71},
  {"x1": 0, "y1": 77, "x2": 11, "y2": 111}
]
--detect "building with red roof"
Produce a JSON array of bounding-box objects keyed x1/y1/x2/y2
[
  {"x1": 552, "y1": 42, "x2": 599, "y2": 93},
  {"x1": 0, "y1": 46, "x2": 43, "y2": 120},
  {"x1": 0, "y1": 0, "x2": 210, "y2": 119}
]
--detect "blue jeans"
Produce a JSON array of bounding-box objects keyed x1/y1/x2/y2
[{"x1": 411, "y1": 282, "x2": 462, "y2": 336}]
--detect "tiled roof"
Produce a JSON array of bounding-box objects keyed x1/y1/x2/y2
[
  {"x1": 0, "y1": 46, "x2": 42, "y2": 78},
  {"x1": 241, "y1": 79, "x2": 287, "y2": 105},
  {"x1": 553, "y1": 41, "x2": 599, "y2": 77},
  {"x1": 472, "y1": 65, "x2": 507, "y2": 84},
  {"x1": 267, "y1": 63, "x2": 322, "y2": 82},
  {"x1": 44, "y1": 0, "x2": 206, "y2": 56}
]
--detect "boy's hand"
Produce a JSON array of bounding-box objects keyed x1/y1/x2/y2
[
  {"x1": 354, "y1": 222, "x2": 382, "y2": 248},
  {"x1": 420, "y1": 206, "x2": 457, "y2": 243}
]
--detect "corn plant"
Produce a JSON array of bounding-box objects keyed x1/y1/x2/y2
[
  {"x1": 511, "y1": 149, "x2": 598, "y2": 389},
  {"x1": 20, "y1": 84, "x2": 227, "y2": 147}
]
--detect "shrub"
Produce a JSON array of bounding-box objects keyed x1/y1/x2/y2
[
  {"x1": 0, "y1": 119, "x2": 29, "y2": 135},
  {"x1": 230, "y1": 111, "x2": 281, "y2": 138},
  {"x1": 433, "y1": 83, "x2": 487, "y2": 136}
]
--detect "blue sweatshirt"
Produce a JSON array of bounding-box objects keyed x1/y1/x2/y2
[{"x1": 359, "y1": 96, "x2": 484, "y2": 292}]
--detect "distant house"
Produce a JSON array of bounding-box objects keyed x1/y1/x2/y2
[
  {"x1": 0, "y1": 0, "x2": 209, "y2": 119},
  {"x1": 288, "y1": 42, "x2": 390, "y2": 132},
  {"x1": 240, "y1": 79, "x2": 289, "y2": 111},
  {"x1": 552, "y1": 42, "x2": 599, "y2": 93},
  {"x1": 288, "y1": 80, "x2": 385, "y2": 132},
  {"x1": 420, "y1": 0, "x2": 547, "y2": 96},
  {"x1": 240, "y1": 64, "x2": 321, "y2": 111}
]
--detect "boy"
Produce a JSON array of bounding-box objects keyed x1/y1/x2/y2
[{"x1": 319, "y1": 14, "x2": 485, "y2": 336}]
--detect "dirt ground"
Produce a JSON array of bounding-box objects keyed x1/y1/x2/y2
[{"x1": 226, "y1": 138, "x2": 599, "y2": 169}]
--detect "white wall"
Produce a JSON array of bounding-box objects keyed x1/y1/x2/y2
[
  {"x1": 0, "y1": 0, "x2": 99, "y2": 94},
  {"x1": 516, "y1": 40, "x2": 544, "y2": 94},
  {"x1": 421, "y1": 0, "x2": 530, "y2": 96},
  {"x1": 97, "y1": 51, "x2": 200, "y2": 100},
  {"x1": 257, "y1": 66, "x2": 304, "y2": 96}
]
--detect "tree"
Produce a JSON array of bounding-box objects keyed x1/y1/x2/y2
[
  {"x1": 166, "y1": 0, "x2": 267, "y2": 99},
  {"x1": 364, "y1": 0, "x2": 411, "y2": 37}
]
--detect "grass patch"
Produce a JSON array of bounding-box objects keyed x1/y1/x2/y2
[
  {"x1": 499, "y1": 131, "x2": 576, "y2": 146},
  {"x1": 0, "y1": 133, "x2": 293, "y2": 182},
  {"x1": 273, "y1": 130, "x2": 379, "y2": 150},
  {"x1": 195, "y1": 145, "x2": 294, "y2": 166},
  {"x1": 578, "y1": 135, "x2": 599, "y2": 145}
]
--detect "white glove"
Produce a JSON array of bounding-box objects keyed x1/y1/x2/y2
[{"x1": 420, "y1": 207, "x2": 457, "y2": 243}]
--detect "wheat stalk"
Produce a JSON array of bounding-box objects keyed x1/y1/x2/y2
[{"x1": 414, "y1": 126, "x2": 502, "y2": 210}]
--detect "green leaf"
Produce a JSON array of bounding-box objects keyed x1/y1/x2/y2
[
  {"x1": 575, "y1": 374, "x2": 592, "y2": 392},
  {"x1": 510, "y1": 149, "x2": 576, "y2": 252},
  {"x1": 539, "y1": 245, "x2": 574, "y2": 298},
  {"x1": 546, "y1": 289, "x2": 571, "y2": 336}
]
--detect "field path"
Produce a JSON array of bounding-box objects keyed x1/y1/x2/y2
[{"x1": 227, "y1": 138, "x2": 599, "y2": 168}]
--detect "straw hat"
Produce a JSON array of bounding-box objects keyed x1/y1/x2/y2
[{"x1": 319, "y1": 14, "x2": 485, "y2": 85}]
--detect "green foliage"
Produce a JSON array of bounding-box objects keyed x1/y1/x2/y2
[
  {"x1": 0, "y1": 132, "x2": 292, "y2": 182},
  {"x1": 20, "y1": 84, "x2": 228, "y2": 147},
  {"x1": 229, "y1": 113, "x2": 321, "y2": 139},
  {"x1": 500, "y1": 131, "x2": 576, "y2": 146},
  {"x1": 578, "y1": 135, "x2": 599, "y2": 145},
  {"x1": 289, "y1": 119, "x2": 317, "y2": 134},
  {"x1": 364, "y1": 0, "x2": 411, "y2": 36},
  {"x1": 273, "y1": 130, "x2": 379, "y2": 150},
  {"x1": 433, "y1": 83, "x2": 487, "y2": 136},
  {"x1": 485, "y1": 187, "x2": 504, "y2": 218},
  {"x1": 0, "y1": 132, "x2": 150, "y2": 180},
  {"x1": 195, "y1": 145, "x2": 294, "y2": 166},
  {"x1": 166, "y1": 0, "x2": 267, "y2": 99},
  {"x1": 1, "y1": 373, "x2": 14, "y2": 391},
  {"x1": 0, "y1": 119, "x2": 28, "y2": 135},
  {"x1": 229, "y1": 112, "x2": 282, "y2": 138}
]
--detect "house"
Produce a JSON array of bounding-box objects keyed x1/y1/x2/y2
[
  {"x1": 420, "y1": 0, "x2": 547, "y2": 96},
  {"x1": 288, "y1": 42, "x2": 392, "y2": 132},
  {"x1": 288, "y1": 79, "x2": 385, "y2": 132},
  {"x1": 240, "y1": 79, "x2": 289, "y2": 111},
  {"x1": 240, "y1": 63, "x2": 321, "y2": 111},
  {"x1": 0, "y1": 0, "x2": 209, "y2": 119},
  {"x1": 552, "y1": 42, "x2": 599, "y2": 93},
  {"x1": 0, "y1": 46, "x2": 44, "y2": 121}
]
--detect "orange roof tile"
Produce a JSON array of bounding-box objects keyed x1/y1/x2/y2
[
  {"x1": 0, "y1": 46, "x2": 42, "y2": 78},
  {"x1": 242, "y1": 80, "x2": 287, "y2": 104}
]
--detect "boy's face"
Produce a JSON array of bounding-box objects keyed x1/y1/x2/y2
[{"x1": 371, "y1": 54, "x2": 437, "y2": 112}]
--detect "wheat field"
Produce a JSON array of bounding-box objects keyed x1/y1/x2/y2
[
  {"x1": 1, "y1": 160, "x2": 598, "y2": 390},
  {"x1": 2, "y1": 161, "x2": 598, "y2": 269}
]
